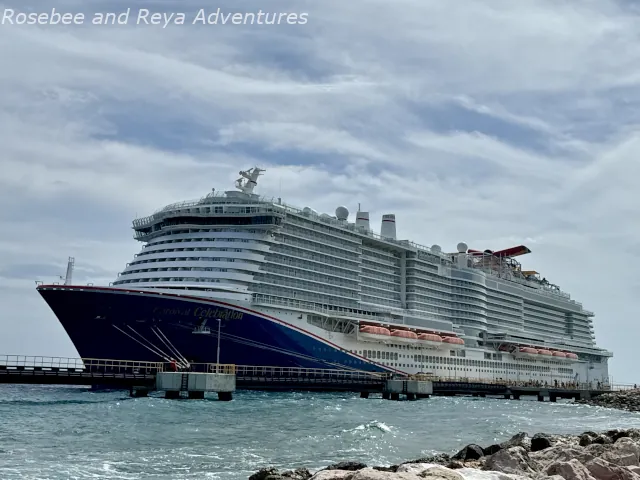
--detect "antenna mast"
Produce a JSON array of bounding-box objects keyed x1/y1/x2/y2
[{"x1": 64, "y1": 257, "x2": 75, "y2": 285}]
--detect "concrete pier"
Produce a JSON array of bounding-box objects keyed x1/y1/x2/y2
[
  {"x1": 155, "y1": 371, "x2": 236, "y2": 401},
  {"x1": 380, "y1": 379, "x2": 433, "y2": 400}
]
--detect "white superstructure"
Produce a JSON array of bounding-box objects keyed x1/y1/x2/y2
[{"x1": 112, "y1": 167, "x2": 612, "y2": 386}]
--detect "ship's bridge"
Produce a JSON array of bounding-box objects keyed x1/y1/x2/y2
[{"x1": 113, "y1": 168, "x2": 282, "y2": 302}]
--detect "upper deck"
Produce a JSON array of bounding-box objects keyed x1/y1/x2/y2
[{"x1": 129, "y1": 167, "x2": 586, "y2": 310}]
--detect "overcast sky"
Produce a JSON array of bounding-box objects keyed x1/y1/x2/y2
[{"x1": 0, "y1": 0, "x2": 638, "y2": 383}]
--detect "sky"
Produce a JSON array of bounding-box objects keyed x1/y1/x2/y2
[{"x1": 0, "y1": 0, "x2": 638, "y2": 383}]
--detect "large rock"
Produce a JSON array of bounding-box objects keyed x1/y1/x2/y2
[
  {"x1": 585, "y1": 458, "x2": 640, "y2": 480},
  {"x1": 350, "y1": 467, "x2": 422, "y2": 480},
  {"x1": 530, "y1": 446, "x2": 595, "y2": 468},
  {"x1": 325, "y1": 463, "x2": 368, "y2": 472},
  {"x1": 373, "y1": 467, "x2": 398, "y2": 473},
  {"x1": 499, "y1": 433, "x2": 532, "y2": 452},
  {"x1": 483, "y1": 445, "x2": 503, "y2": 456},
  {"x1": 452, "y1": 445, "x2": 484, "y2": 461},
  {"x1": 457, "y1": 468, "x2": 537, "y2": 480},
  {"x1": 402, "y1": 455, "x2": 451, "y2": 467},
  {"x1": 420, "y1": 467, "x2": 464, "y2": 480},
  {"x1": 396, "y1": 463, "x2": 442, "y2": 475},
  {"x1": 592, "y1": 435, "x2": 614, "y2": 446},
  {"x1": 310, "y1": 471, "x2": 356, "y2": 480},
  {"x1": 600, "y1": 437, "x2": 640, "y2": 467},
  {"x1": 250, "y1": 468, "x2": 282, "y2": 480},
  {"x1": 282, "y1": 469, "x2": 312, "y2": 480},
  {"x1": 530, "y1": 434, "x2": 553, "y2": 452},
  {"x1": 482, "y1": 447, "x2": 539, "y2": 476},
  {"x1": 546, "y1": 459, "x2": 597, "y2": 480}
]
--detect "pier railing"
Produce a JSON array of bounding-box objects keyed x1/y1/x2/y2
[
  {"x1": 0, "y1": 356, "x2": 617, "y2": 391},
  {"x1": 234, "y1": 365, "x2": 391, "y2": 381},
  {"x1": 0, "y1": 355, "x2": 163, "y2": 373}
]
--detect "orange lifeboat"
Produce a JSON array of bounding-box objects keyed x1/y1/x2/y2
[
  {"x1": 518, "y1": 347, "x2": 538, "y2": 357},
  {"x1": 359, "y1": 325, "x2": 391, "y2": 342},
  {"x1": 537, "y1": 349, "x2": 553, "y2": 356},
  {"x1": 360, "y1": 325, "x2": 390, "y2": 335},
  {"x1": 390, "y1": 330, "x2": 418, "y2": 343},
  {"x1": 418, "y1": 333, "x2": 443, "y2": 342},
  {"x1": 566, "y1": 353, "x2": 579, "y2": 360},
  {"x1": 552, "y1": 351, "x2": 567, "y2": 358},
  {"x1": 519, "y1": 347, "x2": 537, "y2": 354},
  {"x1": 417, "y1": 333, "x2": 443, "y2": 348},
  {"x1": 442, "y1": 336, "x2": 464, "y2": 347}
]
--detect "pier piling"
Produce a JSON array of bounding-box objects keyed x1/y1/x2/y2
[{"x1": 155, "y1": 371, "x2": 235, "y2": 401}]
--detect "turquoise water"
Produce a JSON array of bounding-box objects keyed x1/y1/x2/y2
[{"x1": 1, "y1": 385, "x2": 639, "y2": 480}]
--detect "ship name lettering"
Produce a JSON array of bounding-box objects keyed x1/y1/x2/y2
[
  {"x1": 152, "y1": 307, "x2": 191, "y2": 316},
  {"x1": 193, "y1": 307, "x2": 243, "y2": 320}
]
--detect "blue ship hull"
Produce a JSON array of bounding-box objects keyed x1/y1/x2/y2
[{"x1": 37, "y1": 285, "x2": 388, "y2": 372}]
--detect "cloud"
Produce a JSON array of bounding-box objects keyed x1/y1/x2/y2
[{"x1": 0, "y1": 0, "x2": 638, "y2": 381}]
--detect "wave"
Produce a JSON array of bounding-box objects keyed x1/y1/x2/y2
[{"x1": 344, "y1": 420, "x2": 393, "y2": 434}]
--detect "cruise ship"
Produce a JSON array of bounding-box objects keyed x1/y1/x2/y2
[{"x1": 37, "y1": 167, "x2": 612, "y2": 385}]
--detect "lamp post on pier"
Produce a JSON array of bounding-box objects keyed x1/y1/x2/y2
[{"x1": 216, "y1": 318, "x2": 222, "y2": 373}]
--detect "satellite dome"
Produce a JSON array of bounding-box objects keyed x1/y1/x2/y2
[
  {"x1": 335, "y1": 206, "x2": 349, "y2": 221},
  {"x1": 302, "y1": 207, "x2": 311, "y2": 215},
  {"x1": 431, "y1": 244, "x2": 442, "y2": 253},
  {"x1": 456, "y1": 242, "x2": 468, "y2": 253}
]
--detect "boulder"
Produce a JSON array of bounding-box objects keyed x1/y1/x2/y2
[
  {"x1": 310, "y1": 471, "x2": 356, "y2": 480},
  {"x1": 482, "y1": 447, "x2": 539, "y2": 476},
  {"x1": 373, "y1": 467, "x2": 398, "y2": 473},
  {"x1": 580, "y1": 435, "x2": 594, "y2": 447},
  {"x1": 592, "y1": 435, "x2": 613, "y2": 445},
  {"x1": 396, "y1": 464, "x2": 442, "y2": 475},
  {"x1": 499, "y1": 433, "x2": 531, "y2": 452},
  {"x1": 483, "y1": 445, "x2": 503, "y2": 456},
  {"x1": 600, "y1": 437, "x2": 640, "y2": 467},
  {"x1": 585, "y1": 458, "x2": 640, "y2": 480},
  {"x1": 402, "y1": 455, "x2": 451, "y2": 467},
  {"x1": 452, "y1": 444, "x2": 484, "y2": 461},
  {"x1": 546, "y1": 459, "x2": 597, "y2": 480},
  {"x1": 420, "y1": 467, "x2": 464, "y2": 480},
  {"x1": 350, "y1": 467, "x2": 421, "y2": 480},
  {"x1": 325, "y1": 462, "x2": 368, "y2": 472},
  {"x1": 251, "y1": 468, "x2": 281, "y2": 480},
  {"x1": 530, "y1": 446, "x2": 595, "y2": 468},
  {"x1": 530, "y1": 434, "x2": 553, "y2": 452},
  {"x1": 282, "y1": 469, "x2": 312, "y2": 480}
]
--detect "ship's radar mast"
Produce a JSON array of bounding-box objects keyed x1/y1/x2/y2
[
  {"x1": 64, "y1": 256, "x2": 74, "y2": 285},
  {"x1": 235, "y1": 167, "x2": 265, "y2": 194}
]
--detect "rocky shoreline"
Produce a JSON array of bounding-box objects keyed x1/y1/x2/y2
[
  {"x1": 576, "y1": 389, "x2": 640, "y2": 413},
  {"x1": 250, "y1": 428, "x2": 640, "y2": 480}
]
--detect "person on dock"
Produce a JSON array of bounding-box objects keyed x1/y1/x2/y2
[{"x1": 169, "y1": 358, "x2": 177, "y2": 372}]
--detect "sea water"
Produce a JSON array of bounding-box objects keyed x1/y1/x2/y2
[{"x1": 1, "y1": 385, "x2": 639, "y2": 480}]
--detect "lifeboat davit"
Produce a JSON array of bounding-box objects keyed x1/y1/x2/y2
[
  {"x1": 417, "y1": 333, "x2": 443, "y2": 348},
  {"x1": 442, "y1": 336, "x2": 465, "y2": 348},
  {"x1": 390, "y1": 330, "x2": 418, "y2": 344},
  {"x1": 359, "y1": 325, "x2": 391, "y2": 343},
  {"x1": 537, "y1": 349, "x2": 553, "y2": 356}
]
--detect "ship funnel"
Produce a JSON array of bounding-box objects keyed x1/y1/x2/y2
[
  {"x1": 381, "y1": 214, "x2": 396, "y2": 239},
  {"x1": 356, "y1": 211, "x2": 370, "y2": 230}
]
